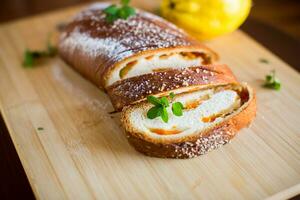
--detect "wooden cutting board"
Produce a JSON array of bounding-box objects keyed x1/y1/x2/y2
[{"x1": 0, "y1": 3, "x2": 300, "y2": 200}]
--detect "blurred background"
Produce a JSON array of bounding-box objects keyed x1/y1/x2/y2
[
  {"x1": 0, "y1": 0, "x2": 299, "y2": 69},
  {"x1": 0, "y1": 0, "x2": 300, "y2": 40},
  {"x1": 0, "y1": 0, "x2": 299, "y2": 39}
]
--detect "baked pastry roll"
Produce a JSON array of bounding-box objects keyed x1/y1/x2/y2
[
  {"x1": 59, "y1": 3, "x2": 256, "y2": 159},
  {"x1": 58, "y1": 3, "x2": 218, "y2": 89}
]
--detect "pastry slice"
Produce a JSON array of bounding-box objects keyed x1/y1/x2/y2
[
  {"x1": 121, "y1": 83, "x2": 256, "y2": 158},
  {"x1": 107, "y1": 64, "x2": 237, "y2": 111}
]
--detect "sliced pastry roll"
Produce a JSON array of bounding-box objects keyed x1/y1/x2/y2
[
  {"x1": 121, "y1": 83, "x2": 256, "y2": 158},
  {"x1": 107, "y1": 64, "x2": 237, "y2": 111},
  {"x1": 58, "y1": 3, "x2": 256, "y2": 159},
  {"x1": 58, "y1": 3, "x2": 217, "y2": 89}
]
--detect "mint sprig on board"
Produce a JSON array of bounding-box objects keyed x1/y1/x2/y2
[
  {"x1": 264, "y1": 70, "x2": 281, "y2": 90},
  {"x1": 147, "y1": 92, "x2": 184, "y2": 123},
  {"x1": 103, "y1": 0, "x2": 136, "y2": 23},
  {"x1": 23, "y1": 40, "x2": 57, "y2": 68}
]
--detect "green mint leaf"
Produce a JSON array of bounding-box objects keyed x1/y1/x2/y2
[
  {"x1": 161, "y1": 107, "x2": 169, "y2": 123},
  {"x1": 169, "y1": 92, "x2": 175, "y2": 99},
  {"x1": 172, "y1": 102, "x2": 184, "y2": 116},
  {"x1": 273, "y1": 81, "x2": 281, "y2": 90},
  {"x1": 147, "y1": 95, "x2": 161, "y2": 106},
  {"x1": 146, "y1": 93, "x2": 184, "y2": 123},
  {"x1": 23, "y1": 50, "x2": 34, "y2": 67},
  {"x1": 122, "y1": 6, "x2": 136, "y2": 19},
  {"x1": 160, "y1": 96, "x2": 169, "y2": 107},
  {"x1": 103, "y1": 5, "x2": 119, "y2": 23},
  {"x1": 105, "y1": 14, "x2": 117, "y2": 23},
  {"x1": 103, "y1": 1, "x2": 135, "y2": 23},
  {"x1": 147, "y1": 106, "x2": 161, "y2": 119},
  {"x1": 265, "y1": 74, "x2": 273, "y2": 83},
  {"x1": 263, "y1": 70, "x2": 281, "y2": 91},
  {"x1": 23, "y1": 50, "x2": 44, "y2": 67},
  {"x1": 121, "y1": 0, "x2": 130, "y2": 5},
  {"x1": 103, "y1": 5, "x2": 118, "y2": 15},
  {"x1": 23, "y1": 33, "x2": 58, "y2": 68},
  {"x1": 105, "y1": 14, "x2": 118, "y2": 23},
  {"x1": 119, "y1": 5, "x2": 135, "y2": 19},
  {"x1": 117, "y1": 8, "x2": 128, "y2": 19}
]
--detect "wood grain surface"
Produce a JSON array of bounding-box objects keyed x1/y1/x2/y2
[{"x1": 0, "y1": 4, "x2": 300, "y2": 200}]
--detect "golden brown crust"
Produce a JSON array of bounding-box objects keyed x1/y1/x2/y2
[
  {"x1": 121, "y1": 84, "x2": 256, "y2": 158},
  {"x1": 107, "y1": 64, "x2": 237, "y2": 111},
  {"x1": 58, "y1": 3, "x2": 218, "y2": 88},
  {"x1": 57, "y1": 3, "x2": 256, "y2": 159}
]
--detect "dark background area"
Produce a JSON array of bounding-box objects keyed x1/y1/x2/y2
[
  {"x1": 0, "y1": 0, "x2": 299, "y2": 70},
  {"x1": 0, "y1": 0, "x2": 299, "y2": 40},
  {"x1": 0, "y1": 0, "x2": 299, "y2": 199}
]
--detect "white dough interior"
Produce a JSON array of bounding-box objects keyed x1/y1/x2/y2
[
  {"x1": 107, "y1": 52, "x2": 204, "y2": 86},
  {"x1": 128, "y1": 89, "x2": 241, "y2": 139}
]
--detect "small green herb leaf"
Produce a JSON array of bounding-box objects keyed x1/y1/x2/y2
[
  {"x1": 23, "y1": 50, "x2": 45, "y2": 67},
  {"x1": 103, "y1": 5, "x2": 119, "y2": 23},
  {"x1": 160, "y1": 96, "x2": 169, "y2": 107},
  {"x1": 23, "y1": 37, "x2": 57, "y2": 68},
  {"x1": 103, "y1": 5, "x2": 118, "y2": 15},
  {"x1": 263, "y1": 70, "x2": 281, "y2": 91},
  {"x1": 103, "y1": 0, "x2": 136, "y2": 23},
  {"x1": 161, "y1": 107, "x2": 169, "y2": 123},
  {"x1": 23, "y1": 50, "x2": 34, "y2": 67},
  {"x1": 146, "y1": 93, "x2": 184, "y2": 123},
  {"x1": 147, "y1": 95, "x2": 161, "y2": 106},
  {"x1": 272, "y1": 81, "x2": 281, "y2": 90},
  {"x1": 172, "y1": 102, "x2": 184, "y2": 116},
  {"x1": 118, "y1": 5, "x2": 135, "y2": 19},
  {"x1": 106, "y1": 14, "x2": 118, "y2": 23},
  {"x1": 37, "y1": 127, "x2": 44, "y2": 131},
  {"x1": 147, "y1": 106, "x2": 161, "y2": 119},
  {"x1": 265, "y1": 74, "x2": 272, "y2": 82}
]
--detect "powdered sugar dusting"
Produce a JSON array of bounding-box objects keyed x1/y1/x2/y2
[
  {"x1": 171, "y1": 124, "x2": 233, "y2": 158},
  {"x1": 71, "y1": 7, "x2": 193, "y2": 49},
  {"x1": 126, "y1": 123, "x2": 234, "y2": 159},
  {"x1": 60, "y1": 27, "x2": 130, "y2": 61},
  {"x1": 107, "y1": 66, "x2": 230, "y2": 110},
  {"x1": 59, "y1": 3, "x2": 198, "y2": 74}
]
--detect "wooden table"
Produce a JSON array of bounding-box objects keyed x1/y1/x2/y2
[{"x1": 0, "y1": 3, "x2": 300, "y2": 200}]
